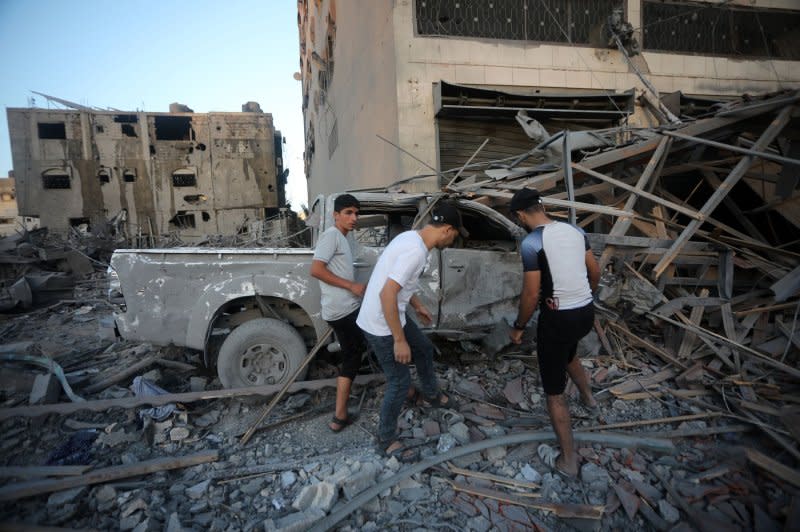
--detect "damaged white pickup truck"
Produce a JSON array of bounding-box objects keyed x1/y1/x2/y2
[{"x1": 109, "y1": 193, "x2": 526, "y2": 388}]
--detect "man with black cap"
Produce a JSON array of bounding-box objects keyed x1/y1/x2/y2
[
  {"x1": 357, "y1": 201, "x2": 467, "y2": 459},
  {"x1": 508, "y1": 187, "x2": 601, "y2": 477}
]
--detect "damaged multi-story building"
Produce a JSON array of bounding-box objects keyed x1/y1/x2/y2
[
  {"x1": 6, "y1": 100, "x2": 287, "y2": 241},
  {"x1": 298, "y1": 0, "x2": 800, "y2": 197}
]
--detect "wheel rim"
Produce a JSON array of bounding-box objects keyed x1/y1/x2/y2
[{"x1": 238, "y1": 343, "x2": 290, "y2": 385}]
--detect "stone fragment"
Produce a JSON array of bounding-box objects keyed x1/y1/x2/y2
[
  {"x1": 30, "y1": 373, "x2": 60, "y2": 405},
  {"x1": 343, "y1": 463, "x2": 378, "y2": 500},
  {"x1": 292, "y1": 482, "x2": 337, "y2": 512},
  {"x1": 520, "y1": 464, "x2": 542, "y2": 483},
  {"x1": 486, "y1": 446, "x2": 506, "y2": 462},
  {"x1": 264, "y1": 508, "x2": 325, "y2": 532},
  {"x1": 119, "y1": 513, "x2": 141, "y2": 531},
  {"x1": 437, "y1": 433, "x2": 457, "y2": 453},
  {"x1": 47, "y1": 486, "x2": 86, "y2": 507},
  {"x1": 502, "y1": 377, "x2": 525, "y2": 405},
  {"x1": 281, "y1": 470, "x2": 297, "y2": 488},
  {"x1": 131, "y1": 518, "x2": 150, "y2": 532},
  {"x1": 169, "y1": 427, "x2": 190, "y2": 441},
  {"x1": 94, "y1": 484, "x2": 116, "y2": 503},
  {"x1": 455, "y1": 379, "x2": 486, "y2": 400},
  {"x1": 448, "y1": 422, "x2": 470, "y2": 445},
  {"x1": 613, "y1": 484, "x2": 639, "y2": 519},
  {"x1": 189, "y1": 376, "x2": 207, "y2": 392},
  {"x1": 466, "y1": 515, "x2": 491, "y2": 532},
  {"x1": 121, "y1": 498, "x2": 148, "y2": 518},
  {"x1": 185, "y1": 479, "x2": 211, "y2": 499},
  {"x1": 451, "y1": 451, "x2": 482, "y2": 468},
  {"x1": 422, "y1": 420, "x2": 440, "y2": 436},
  {"x1": 581, "y1": 462, "x2": 611, "y2": 492},
  {"x1": 451, "y1": 494, "x2": 478, "y2": 517},
  {"x1": 165, "y1": 512, "x2": 182, "y2": 532},
  {"x1": 323, "y1": 465, "x2": 352, "y2": 488},
  {"x1": 658, "y1": 499, "x2": 680, "y2": 523}
]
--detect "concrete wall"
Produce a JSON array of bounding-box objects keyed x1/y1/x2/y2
[
  {"x1": 300, "y1": 0, "x2": 402, "y2": 199},
  {"x1": 299, "y1": 0, "x2": 800, "y2": 195},
  {"x1": 7, "y1": 108, "x2": 282, "y2": 240}
]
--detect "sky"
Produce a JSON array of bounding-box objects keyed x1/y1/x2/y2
[{"x1": 0, "y1": 0, "x2": 309, "y2": 210}]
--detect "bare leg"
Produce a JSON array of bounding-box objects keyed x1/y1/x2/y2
[
  {"x1": 330, "y1": 376, "x2": 352, "y2": 430},
  {"x1": 566, "y1": 357, "x2": 596, "y2": 407},
  {"x1": 546, "y1": 394, "x2": 578, "y2": 476}
]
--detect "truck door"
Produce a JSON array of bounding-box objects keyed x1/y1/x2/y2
[
  {"x1": 349, "y1": 201, "x2": 441, "y2": 330},
  {"x1": 438, "y1": 202, "x2": 524, "y2": 332}
]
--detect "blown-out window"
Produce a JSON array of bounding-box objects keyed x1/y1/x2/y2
[
  {"x1": 172, "y1": 168, "x2": 197, "y2": 187},
  {"x1": 42, "y1": 169, "x2": 71, "y2": 189}
]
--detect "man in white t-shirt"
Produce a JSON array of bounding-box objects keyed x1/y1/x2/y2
[
  {"x1": 311, "y1": 194, "x2": 367, "y2": 433},
  {"x1": 357, "y1": 202, "x2": 467, "y2": 459}
]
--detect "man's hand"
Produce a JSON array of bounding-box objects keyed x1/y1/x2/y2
[
  {"x1": 394, "y1": 339, "x2": 411, "y2": 364},
  {"x1": 349, "y1": 282, "x2": 366, "y2": 298},
  {"x1": 415, "y1": 303, "x2": 433, "y2": 326},
  {"x1": 509, "y1": 328, "x2": 524, "y2": 345}
]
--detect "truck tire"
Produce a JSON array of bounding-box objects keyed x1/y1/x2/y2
[{"x1": 217, "y1": 318, "x2": 308, "y2": 389}]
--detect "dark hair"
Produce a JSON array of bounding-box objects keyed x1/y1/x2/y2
[
  {"x1": 334, "y1": 194, "x2": 360, "y2": 212},
  {"x1": 521, "y1": 203, "x2": 544, "y2": 214}
]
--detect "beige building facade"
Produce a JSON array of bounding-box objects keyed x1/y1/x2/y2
[
  {"x1": 0, "y1": 178, "x2": 22, "y2": 237},
  {"x1": 7, "y1": 105, "x2": 286, "y2": 241},
  {"x1": 298, "y1": 0, "x2": 800, "y2": 197}
]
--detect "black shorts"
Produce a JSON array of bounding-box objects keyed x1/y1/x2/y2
[
  {"x1": 326, "y1": 308, "x2": 367, "y2": 380},
  {"x1": 536, "y1": 302, "x2": 594, "y2": 396}
]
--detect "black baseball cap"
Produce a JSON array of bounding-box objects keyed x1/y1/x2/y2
[
  {"x1": 431, "y1": 202, "x2": 469, "y2": 237},
  {"x1": 509, "y1": 188, "x2": 542, "y2": 212}
]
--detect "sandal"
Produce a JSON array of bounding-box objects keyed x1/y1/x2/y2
[
  {"x1": 405, "y1": 387, "x2": 422, "y2": 408},
  {"x1": 419, "y1": 392, "x2": 459, "y2": 411},
  {"x1": 329, "y1": 414, "x2": 357, "y2": 433},
  {"x1": 380, "y1": 440, "x2": 420, "y2": 463}
]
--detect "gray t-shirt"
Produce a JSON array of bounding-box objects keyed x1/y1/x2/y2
[{"x1": 313, "y1": 226, "x2": 361, "y2": 321}]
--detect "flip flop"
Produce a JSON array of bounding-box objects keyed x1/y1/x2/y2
[
  {"x1": 380, "y1": 441, "x2": 420, "y2": 463},
  {"x1": 419, "y1": 392, "x2": 459, "y2": 411},
  {"x1": 329, "y1": 414, "x2": 357, "y2": 433}
]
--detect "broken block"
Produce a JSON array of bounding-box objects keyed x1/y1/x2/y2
[
  {"x1": 292, "y1": 482, "x2": 337, "y2": 512},
  {"x1": 29, "y1": 373, "x2": 60, "y2": 405}
]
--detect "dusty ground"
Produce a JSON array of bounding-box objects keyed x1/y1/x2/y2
[{"x1": 0, "y1": 277, "x2": 794, "y2": 531}]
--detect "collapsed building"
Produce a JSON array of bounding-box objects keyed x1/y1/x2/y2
[
  {"x1": 297, "y1": 0, "x2": 800, "y2": 197},
  {"x1": 6, "y1": 98, "x2": 287, "y2": 243}
]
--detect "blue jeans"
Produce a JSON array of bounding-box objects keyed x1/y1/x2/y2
[{"x1": 362, "y1": 318, "x2": 439, "y2": 445}]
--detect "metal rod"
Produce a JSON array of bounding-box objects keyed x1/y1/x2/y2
[
  {"x1": 562, "y1": 130, "x2": 576, "y2": 225},
  {"x1": 661, "y1": 130, "x2": 800, "y2": 168},
  {"x1": 445, "y1": 138, "x2": 490, "y2": 190}
]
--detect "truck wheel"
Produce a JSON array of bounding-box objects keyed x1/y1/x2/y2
[{"x1": 217, "y1": 318, "x2": 308, "y2": 388}]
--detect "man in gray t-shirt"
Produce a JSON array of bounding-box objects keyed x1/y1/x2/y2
[{"x1": 311, "y1": 194, "x2": 367, "y2": 432}]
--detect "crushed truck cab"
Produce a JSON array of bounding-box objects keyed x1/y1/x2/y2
[{"x1": 109, "y1": 193, "x2": 526, "y2": 388}]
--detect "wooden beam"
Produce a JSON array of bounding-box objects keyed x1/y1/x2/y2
[
  {"x1": 661, "y1": 130, "x2": 800, "y2": 167},
  {"x1": 0, "y1": 374, "x2": 385, "y2": 420},
  {"x1": 653, "y1": 104, "x2": 795, "y2": 278},
  {"x1": 0, "y1": 451, "x2": 218, "y2": 501}
]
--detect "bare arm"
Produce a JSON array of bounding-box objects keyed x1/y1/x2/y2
[
  {"x1": 516, "y1": 270, "x2": 541, "y2": 326},
  {"x1": 311, "y1": 260, "x2": 365, "y2": 296},
  {"x1": 409, "y1": 294, "x2": 432, "y2": 325},
  {"x1": 510, "y1": 271, "x2": 540, "y2": 344},
  {"x1": 380, "y1": 279, "x2": 411, "y2": 363},
  {"x1": 585, "y1": 250, "x2": 600, "y2": 294}
]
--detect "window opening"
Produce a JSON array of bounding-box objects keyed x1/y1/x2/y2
[
  {"x1": 42, "y1": 169, "x2": 71, "y2": 189},
  {"x1": 172, "y1": 168, "x2": 197, "y2": 187},
  {"x1": 155, "y1": 116, "x2": 193, "y2": 141},
  {"x1": 38, "y1": 122, "x2": 66, "y2": 139}
]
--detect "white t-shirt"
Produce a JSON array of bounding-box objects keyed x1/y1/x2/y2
[
  {"x1": 313, "y1": 226, "x2": 361, "y2": 321},
  {"x1": 357, "y1": 231, "x2": 429, "y2": 336}
]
